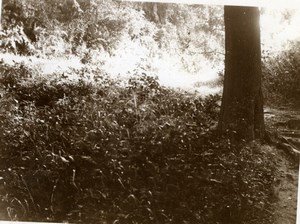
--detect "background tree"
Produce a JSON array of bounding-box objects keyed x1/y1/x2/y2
[
  {"x1": 142, "y1": 2, "x2": 167, "y2": 25},
  {"x1": 218, "y1": 6, "x2": 265, "y2": 140}
]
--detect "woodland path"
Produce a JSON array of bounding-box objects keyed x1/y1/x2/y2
[{"x1": 265, "y1": 107, "x2": 300, "y2": 224}]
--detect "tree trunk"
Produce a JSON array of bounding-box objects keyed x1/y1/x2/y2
[
  {"x1": 0, "y1": 0, "x2": 2, "y2": 30},
  {"x1": 218, "y1": 6, "x2": 265, "y2": 141},
  {"x1": 142, "y1": 2, "x2": 167, "y2": 24}
]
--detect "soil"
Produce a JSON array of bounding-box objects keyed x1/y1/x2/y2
[{"x1": 265, "y1": 107, "x2": 300, "y2": 224}]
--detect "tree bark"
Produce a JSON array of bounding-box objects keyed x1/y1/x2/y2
[
  {"x1": 218, "y1": 6, "x2": 265, "y2": 140},
  {"x1": 142, "y1": 2, "x2": 167, "y2": 24},
  {"x1": 0, "y1": 0, "x2": 2, "y2": 30}
]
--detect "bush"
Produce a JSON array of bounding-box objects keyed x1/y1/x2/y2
[
  {"x1": 0, "y1": 63, "x2": 275, "y2": 223},
  {"x1": 0, "y1": 25, "x2": 35, "y2": 55},
  {"x1": 1, "y1": 0, "x2": 133, "y2": 58},
  {"x1": 262, "y1": 41, "x2": 300, "y2": 106}
]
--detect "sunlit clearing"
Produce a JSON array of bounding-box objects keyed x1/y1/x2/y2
[
  {"x1": 0, "y1": 53, "x2": 83, "y2": 75},
  {"x1": 102, "y1": 36, "x2": 223, "y2": 95},
  {"x1": 151, "y1": 53, "x2": 222, "y2": 95}
]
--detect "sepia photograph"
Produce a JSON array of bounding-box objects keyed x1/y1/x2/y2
[{"x1": 0, "y1": 0, "x2": 299, "y2": 223}]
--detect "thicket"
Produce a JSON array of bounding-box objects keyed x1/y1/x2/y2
[
  {"x1": 262, "y1": 41, "x2": 300, "y2": 107},
  {"x1": 0, "y1": 0, "x2": 131, "y2": 57},
  {"x1": 0, "y1": 0, "x2": 224, "y2": 73},
  {"x1": 0, "y1": 63, "x2": 276, "y2": 223}
]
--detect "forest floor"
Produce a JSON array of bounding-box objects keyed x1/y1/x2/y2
[
  {"x1": 0, "y1": 53, "x2": 299, "y2": 223},
  {"x1": 265, "y1": 107, "x2": 300, "y2": 224}
]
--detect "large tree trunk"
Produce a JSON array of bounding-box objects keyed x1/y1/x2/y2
[
  {"x1": 0, "y1": 0, "x2": 2, "y2": 30},
  {"x1": 218, "y1": 6, "x2": 265, "y2": 141}
]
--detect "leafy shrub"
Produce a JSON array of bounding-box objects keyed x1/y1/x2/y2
[
  {"x1": 0, "y1": 25, "x2": 35, "y2": 55},
  {"x1": 2, "y1": 0, "x2": 131, "y2": 59},
  {"x1": 0, "y1": 63, "x2": 275, "y2": 223},
  {"x1": 33, "y1": 26, "x2": 71, "y2": 57},
  {"x1": 262, "y1": 41, "x2": 300, "y2": 106}
]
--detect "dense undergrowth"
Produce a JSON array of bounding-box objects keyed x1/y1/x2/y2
[
  {"x1": 0, "y1": 63, "x2": 276, "y2": 223},
  {"x1": 262, "y1": 41, "x2": 300, "y2": 107}
]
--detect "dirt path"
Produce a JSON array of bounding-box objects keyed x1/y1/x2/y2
[{"x1": 265, "y1": 107, "x2": 300, "y2": 224}]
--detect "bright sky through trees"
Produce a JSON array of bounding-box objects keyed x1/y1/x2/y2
[{"x1": 261, "y1": 8, "x2": 300, "y2": 52}]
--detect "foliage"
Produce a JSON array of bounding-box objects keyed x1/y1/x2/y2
[
  {"x1": 2, "y1": 0, "x2": 130, "y2": 57},
  {"x1": 2, "y1": 0, "x2": 224, "y2": 73},
  {"x1": 0, "y1": 25, "x2": 35, "y2": 55},
  {"x1": 33, "y1": 26, "x2": 72, "y2": 58},
  {"x1": 0, "y1": 63, "x2": 276, "y2": 223},
  {"x1": 262, "y1": 41, "x2": 300, "y2": 106},
  {"x1": 136, "y1": 3, "x2": 225, "y2": 72}
]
